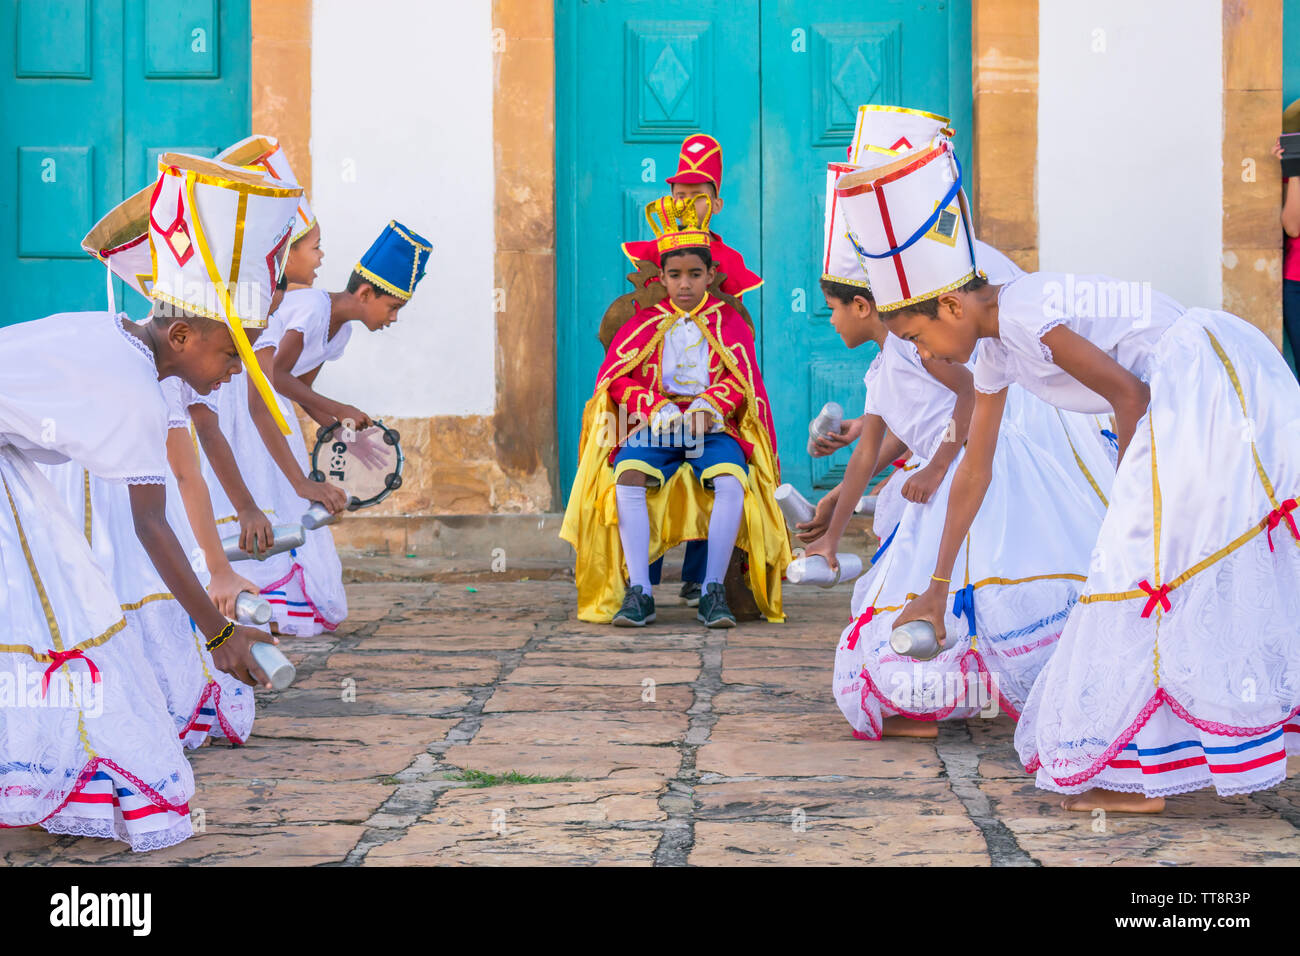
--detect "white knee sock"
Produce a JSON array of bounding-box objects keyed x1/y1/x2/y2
[
  {"x1": 615, "y1": 484, "x2": 652, "y2": 591},
  {"x1": 704, "y1": 475, "x2": 745, "y2": 586}
]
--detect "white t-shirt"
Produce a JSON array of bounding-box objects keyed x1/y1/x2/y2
[
  {"x1": 973, "y1": 272, "x2": 1184, "y2": 413},
  {"x1": 258, "y1": 288, "x2": 351, "y2": 376},
  {"x1": 0, "y1": 312, "x2": 168, "y2": 483}
]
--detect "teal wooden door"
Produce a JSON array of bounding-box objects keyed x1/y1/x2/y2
[
  {"x1": 556, "y1": 0, "x2": 762, "y2": 497},
  {"x1": 0, "y1": 0, "x2": 249, "y2": 326},
  {"x1": 759, "y1": 0, "x2": 971, "y2": 496}
]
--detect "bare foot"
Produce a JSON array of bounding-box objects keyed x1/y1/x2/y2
[
  {"x1": 882, "y1": 716, "x2": 939, "y2": 738},
  {"x1": 1060, "y1": 789, "x2": 1165, "y2": 813}
]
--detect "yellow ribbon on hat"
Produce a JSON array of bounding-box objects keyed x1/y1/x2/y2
[{"x1": 184, "y1": 170, "x2": 291, "y2": 435}]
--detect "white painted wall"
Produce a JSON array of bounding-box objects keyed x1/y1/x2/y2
[
  {"x1": 310, "y1": 0, "x2": 495, "y2": 416},
  {"x1": 1038, "y1": 0, "x2": 1223, "y2": 309}
]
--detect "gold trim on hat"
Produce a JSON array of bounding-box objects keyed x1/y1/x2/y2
[
  {"x1": 878, "y1": 269, "x2": 977, "y2": 312},
  {"x1": 157, "y1": 153, "x2": 304, "y2": 200},
  {"x1": 183, "y1": 170, "x2": 291, "y2": 434},
  {"x1": 353, "y1": 263, "x2": 412, "y2": 301},
  {"x1": 820, "y1": 272, "x2": 873, "y2": 289}
]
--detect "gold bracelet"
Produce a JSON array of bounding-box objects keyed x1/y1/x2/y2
[
  {"x1": 931, "y1": 574, "x2": 951, "y2": 584},
  {"x1": 206, "y1": 621, "x2": 234, "y2": 653}
]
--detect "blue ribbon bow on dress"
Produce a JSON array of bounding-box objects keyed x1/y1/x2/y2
[{"x1": 951, "y1": 583, "x2": 977, "y2": 638}]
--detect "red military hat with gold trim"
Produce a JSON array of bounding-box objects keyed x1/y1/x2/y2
[{"x1": 666, "y1": 133, "x2": 723, "y2": 192}]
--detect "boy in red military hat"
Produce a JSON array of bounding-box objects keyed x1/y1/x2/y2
[
  {"x1": 617, "y1": 133, "x2": 762, "y2": 606},
  {"x1": 621, "y1": 132, "x2": 762, "y2": 304}
]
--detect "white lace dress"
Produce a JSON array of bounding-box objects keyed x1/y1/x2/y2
[
  {"x1": 196, "y1": 289, "x2": 349, "y2": 636},
  {"x1": 0, "y1": 313, "x2": 194, "y2": 851},
  {"x1": 832, "y1": 334, "x2": 1111, "y2": 738},
  {"x1": 982, "y1": 272, "x2": 1300, "y2": 797}
]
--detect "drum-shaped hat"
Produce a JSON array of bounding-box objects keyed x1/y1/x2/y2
[
  {"x1": 217, "y1": 134, "x2": 316, "y2": 244},
  {"x1": 355, "y1": 221, "x2": 433, "y2": 301},
  {"x1": 849, "y1": 105, "x2": 953, "y2": 166},
  {"x1": 834, "y1": 141, "x2": 976, "y2": 312},
  {"x1": 149, "y1": 152, "x2": 302, "y2": 432},
  {"x1": 822, "y1": 162, "x2": 871, "y2": 289},
  {"x1": 82, "y1": 182, "x2": 154, "y2": 299}
]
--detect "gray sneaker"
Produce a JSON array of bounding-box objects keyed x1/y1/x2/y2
[
  {"x1": 697, "y1": 582, "x2": 736, "y2": 628},
  {"x1": 613, "y1": 584, "x2": 656, "y2": 627},
  {"x1": 679, "y1": 580, "x2": 702, "y2": 607}
]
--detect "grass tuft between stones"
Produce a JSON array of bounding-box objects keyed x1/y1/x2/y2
[{"x1": 448, "y1": 768, "x2": 581, "y2": 788}]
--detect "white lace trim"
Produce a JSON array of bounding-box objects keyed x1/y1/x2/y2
[
  {"x1": 121, "y1": 474, "x2": 167, "y2": 485},
  {"x1": 43, "y1": 813, "x2": 192, "y2": 852},
  {"x1": 974, "y1": 382, "x2": 1007, "y2": 395},
  {"x1": 1033, "y1": 317, "x2": 1069, "y2": 362},
  {"x1": 114, "y1": 313, "x2": 158, "y2": 370},
  {"x1": 1041, "y1": 767, "x2": 1288, "y2": 799},
  {"x1": 166, "y1": 418, "x2": 191, "y2": 430}
]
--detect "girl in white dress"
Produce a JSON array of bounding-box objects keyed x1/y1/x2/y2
[
  {"x1": 40, "y1": 369, "x2": 257, "y2": 749},
  {"x1": 191, "y1": 134, "x2": 354, "y2": 636},
  {"x1": 805, "y1": 160, "x2": 1111, "y2": 739},
  {"x1": 854, "y1": 140, "x2": 1300, "y2": 810}
]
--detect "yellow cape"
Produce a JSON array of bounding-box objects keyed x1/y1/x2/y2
[{"x1": 559, "y1": 313, "x2": 790, "y2": 623}]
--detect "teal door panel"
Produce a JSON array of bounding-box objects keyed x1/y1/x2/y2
[
  {"x1": 759, "y1": 0, "x2": 970, "y2": 497},
  {"x1": 1, "y1": 0, "x2": 249, "y2": 326},
  {"x1": 1, "y1": 0, "x2": 125, "y2": 324},
  {"x1": 556, "y1": 0, "x2": 762, "y2": 501}
]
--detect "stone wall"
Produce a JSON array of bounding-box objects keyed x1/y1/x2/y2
[{"x1": 1222, "y1": 0, "x2": 1285, "y2": 344}]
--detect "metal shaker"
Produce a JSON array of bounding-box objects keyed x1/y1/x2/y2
[
  {"x1": 234, "y1": 592, "x2": 272, "y2": 626},
  {"x1": 250, "y1": 642, "x2": 296, "y2": 691},
  {"x1": 221, "y1": 523, "x2": 306, "y2": 562},
  {"x1": 806, "y1": 401, "x2": 845, "y2": 455},
  {"x1": 786, "y1": 553, "x2": 865, "y2": 587},
  {"x1": 775, "y1": 483, "x2": 816, "y2": 529},
  {"x1": 889, "y1": 620, "x2": 945, "y2": 661},
  {"x1": 301, "y1": 501, "x2": 338, "y2": 530}
]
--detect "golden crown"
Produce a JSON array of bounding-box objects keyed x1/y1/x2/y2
[{"x1": 645, "y1": 195, "x2": 713, "y2": 256}]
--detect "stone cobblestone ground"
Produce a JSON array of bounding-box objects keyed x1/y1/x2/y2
[{"x1": 6, "y1": 576, "x2": 1300, "y2": 866}]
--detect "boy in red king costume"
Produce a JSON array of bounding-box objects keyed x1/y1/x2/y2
[
  {"x1": 563, "y1": 195, "x2": 788, "y2": 627},
  {"x1": 619, "y1": 134, "x2": 762, "y2": 606}
]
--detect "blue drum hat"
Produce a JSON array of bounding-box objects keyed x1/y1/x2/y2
[{"x1": 354, "y1": 221, "x2": 432, "y2": 300}]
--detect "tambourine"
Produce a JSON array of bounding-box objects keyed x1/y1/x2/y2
[{"x1": 309, "y1": 419, "x2": 404, "y2": 511}]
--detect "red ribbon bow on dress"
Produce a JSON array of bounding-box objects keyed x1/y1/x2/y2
[
  {"x1": 1265, "y1": 498, "x2": 1299, "y2": 552},
  {"x1": 41, "y1": 648, "x2": 101, "y2": 698},
  {"x1": 1137, "y1": 580, "x2": 1171, "y2": 619},
  {"x1": 846, "y1": 607, "x2": 874, "y2": 650}
]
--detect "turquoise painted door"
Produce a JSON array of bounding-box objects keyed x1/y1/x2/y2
[
  {"x1": 0, "y1": 0, "x2": 249, "y2": 326},
  {"x1": 557, "y1": 0, "x2": 972, "y2": 501},
  {"x1": 759, "y1": 0, "x2": 971, "y2": 496},
  {"x1": 556, "y1": 0, "x2": 762, "y2": 498}
]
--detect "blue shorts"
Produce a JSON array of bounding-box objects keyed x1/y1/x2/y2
[{"x1": 612, "y1": 429, "x2": 748, "y2": 489}]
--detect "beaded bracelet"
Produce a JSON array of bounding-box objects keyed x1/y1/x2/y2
[{"x1": 206, "y1": 621, "x2": 235, "y2": 653}]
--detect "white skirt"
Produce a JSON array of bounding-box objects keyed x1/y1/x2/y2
[
  {"x1": 0, "y1": 447, "x2": 193, "y2": 851},
  {"x1": 1016, "y1": 309, "x2": 1300, "y2": 798},
  {"x1": 199, "y1": 372, "x2": 347, "y2": 636},
  {"x1": 40, "y1": 462, "x2": 255, "y2": 748},
  {"x1": 833, "y1": 415, "x2": 1108, "y2": 739}
]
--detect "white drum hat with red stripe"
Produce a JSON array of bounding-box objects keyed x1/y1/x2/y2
[
  {"x1": 834, "y1": 141, "x2": 977, "y2": 312},
  {"x1": 848, "y1": 105, "x2": 954, "y2": 165},
  {"x1": 821, "y1": 161, "x2": 871, "y2": 288}
]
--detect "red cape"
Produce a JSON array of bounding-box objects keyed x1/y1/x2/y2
[{"x1": 596, "y1": 294, "x2": 779, "y2": 471}]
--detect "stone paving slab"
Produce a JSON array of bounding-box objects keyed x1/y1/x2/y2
[{"x1": 5, "y1": 576, "x2": 1300, "y2": 866}]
